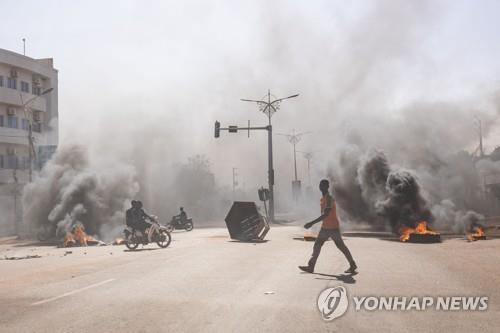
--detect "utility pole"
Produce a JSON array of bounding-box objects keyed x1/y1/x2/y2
[
  {"x1": 277, "y1": 130, "x2": 309, "y2": 202},
  {"x1": 12, "y1": 168, "x2": 19, "y2": 235},
  {"x1": 20, "y1": 88, "x2": 53, "y2": 182},
  {"x1": 239, "y1": 90, "x2": 299, "y2": 222},
  {"x1": 22, "y1": 38, "x2": 26, "y2": 56},
  {"x1": 277, "y1": 129, "x2": 310, "y2": 181},
  {"x1": 232, "y1": 167, "x2": 238, "y2": 200},
  {"x1": 474, "y1": 116, "x2": 484, "y2": 158},
  {"x1": 297, "y1": 151, "x2": 314, "y2": 186}
]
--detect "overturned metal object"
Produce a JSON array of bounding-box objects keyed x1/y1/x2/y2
[{"x1": 225, "y1": 201, "x2": 270, "y2": 241}]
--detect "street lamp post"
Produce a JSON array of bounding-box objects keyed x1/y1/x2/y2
[
  {"x1": 296, "y1": 151, "x2": 314, "y2": 186},
  {"x1": 20, "y1": 87, "x2": 53, "y2": 182},
  {"x1": 277, "y1": 129, "x2": 310, "y2": 182},
  {"x1": 240, "y1": 90, "x2": 299, "y2": 222}
]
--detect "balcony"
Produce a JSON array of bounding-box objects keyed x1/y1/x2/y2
[
  {"x1": 0, "y1": 87, "x2": 47, "y2": 112},
  {"x1": 0, "y1": 127, "x2": 43, "y2": 145}
]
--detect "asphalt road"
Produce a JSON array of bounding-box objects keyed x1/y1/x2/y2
[{"x1": 0, "y1": 226, "x2": 499, "y2": 333}]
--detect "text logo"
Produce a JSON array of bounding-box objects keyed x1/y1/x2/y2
[{"x1": 317, "y1": 286, "x2": 349, "y2": 321}]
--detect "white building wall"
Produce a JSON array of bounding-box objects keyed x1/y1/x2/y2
[{"x1": 0, "y1": 48, "x2": 58, "y2": 236}]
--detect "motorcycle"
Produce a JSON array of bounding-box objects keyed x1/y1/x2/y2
[
  {"x1": 124, "y1": 216, "x2": 171, "y2": 250},
  {"x1": 166, "y1": 216, "x2": 194, "y2": 232}
]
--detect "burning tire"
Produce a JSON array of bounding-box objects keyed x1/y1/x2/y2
[
  {"x1": 156, "y1": 230, "x2": 172, "y2": 248},
  {"x1": 185, "y1": 222, "x2": 194, "y2": 231}
]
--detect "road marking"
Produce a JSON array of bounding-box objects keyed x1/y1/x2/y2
[{"x1": 31, "y1": 278, "x2": 115, "y2": 306}]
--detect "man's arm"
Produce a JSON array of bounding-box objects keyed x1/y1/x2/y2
[{"x1": 304, "y1": 208, "x2": 331, "y2": 229}]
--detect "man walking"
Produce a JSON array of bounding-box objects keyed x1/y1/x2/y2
[{"x1": 299, "y1": 179, "x2": 357, "y2": 274}]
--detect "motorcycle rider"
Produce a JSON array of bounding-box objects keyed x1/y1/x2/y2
[
  {"x1": 174, "y1": 207, "x2": 187, "y2": 227},
  {"x1": 125, "y1": 200, "x2": 138, "y2": 228},
  {"x1": 178, "y1": 207, "x2": 187, "y2": 225},
  {"x1": 126, "y1": 200, "x2": 153, "y2": 240}
]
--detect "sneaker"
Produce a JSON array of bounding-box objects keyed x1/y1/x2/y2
[
  {"x1": 344, "y1": 264, "x2": 358, "y2": 274},
  {"x1": 298, "y1": 265, "x2": 314, "y2": 273}
]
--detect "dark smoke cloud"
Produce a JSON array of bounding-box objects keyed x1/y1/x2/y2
[
  {"x1": 331, "y1": 150, "x2": 432, "y2": 232},
  {"x1": 22, "y1": 145, "x2": 139, "y2": 241}
]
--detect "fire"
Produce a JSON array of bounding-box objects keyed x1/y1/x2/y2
[
  {"x1": 63, "y1": 224, "x2": 100, "y2": 247},
  {"x1": 467, "y1": 226, "x2": 485, "y2": 242},
  {"x1": 303, "y1": 231, "x2": 317, "y2": 241},
  {"x1": 399, "y1": 221, "x2": 439, "y2": 242}
]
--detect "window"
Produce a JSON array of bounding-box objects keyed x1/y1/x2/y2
[
  {"x1": 7, "y1": 155, "x2": 18, "y2": 169},
  {"x1": 21, "y1": 119, "x2": 29, "y2": 130},
  {"x1": 0, "y1": 115, "x2": 3, "y2": 127},
  {"x1": 21, "y1": 156, "x2": 30, "y2": 170},
  {"x1": 21, "y1": 81, "x2": 30, "y2": 93},
  {"x1": 33, "y1": 122, "x2": 42, "y2": 133},
  {"x1": 7, "y1": 77, "x2": 17, "y2": 90},
  {"x1": 32, "y1": 86, "x2": 41, "y2": 95},
  {"x1": 7, "y1": 116, "x2": 18, "y2": 129},
  {"x1": 0, "y1": 76, "x2": 3, "y2": 87},
  {"x1": 0, "y1": 155, "x2": 4, "y2": 169}
]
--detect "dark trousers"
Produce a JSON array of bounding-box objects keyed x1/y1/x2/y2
[{"x1": 308, "y1": 228, "x2": 356, "y2": 268}]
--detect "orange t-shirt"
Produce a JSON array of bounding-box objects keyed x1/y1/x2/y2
[{"x1": 320, "y1": 193, "x2": 339, "y2": 229}]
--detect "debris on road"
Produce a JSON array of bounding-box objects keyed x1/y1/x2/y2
[
  {"x1": 264, "y1": 291, "x2": 275, "y2": 295},
  {"x1": 2, "y1": 254, "x2": 42, "y2": 260},
  {"x1": 467, "y1": 224, "x2": 487, "y2": 242},
  {"x1": 399, "y1": 221, "x2": 441, "y2": 243},
  {"x1": 225, "y1": 201, "x2": 270, "y2": 241}
]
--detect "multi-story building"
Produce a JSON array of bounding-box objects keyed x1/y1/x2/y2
[{"x1": 0, "y1": 48, "x2": 58, "y2": 235}]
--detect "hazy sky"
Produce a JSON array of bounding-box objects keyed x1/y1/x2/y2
[{"x1": 2, "y1": 0, "x2": 500, "y2": 190}]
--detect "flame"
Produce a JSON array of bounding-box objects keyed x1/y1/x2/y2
[
  {"x1": 63, "y1": 224, "x2": 99, "y2": 247},
  {"x1": 467, "y1": 226, "x2": 485, "y2": 242},
  {"x1": 399, "y1": 221, "x2": 439, "y2": 242},
  {"x1": 303, "y1": 231, "x2": 317, "y2": 241},
  {"x1": 113, "y1": 238, "x2": 125, "y2": 245}
]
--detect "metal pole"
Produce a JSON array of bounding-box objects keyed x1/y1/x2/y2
[
  {"x1": 479, "y1": 119, "x2": 484, "y2": 158},
  {"x1": 268, "y1": 124, "x2": 274, "y2": 222},
  {"x1": 267, "y1": 90, "x2": 275, "y2": 223},
  {"x1": 307, "y1": 157, "x2": 311, "y2": 186},
  {"x1": 28, "y1": 121, "x2": 33, "y2": 182},
  {"x1": 293, "y1": 142, "x2": 298, "y2": 181},
  {"x1": 238, "y1": 90, "x2": 299, "y2": 222},
  {"x1": 232, "y1": 167, "x2": 237, "y2": 200},
  {"x1": 22, "y1": 38, "x2": 26, "y2": 56},
  {"x1": 12, "y1": 168, "x2": 18, "y2": 235}
]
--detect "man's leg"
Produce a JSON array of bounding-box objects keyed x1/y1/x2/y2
[
  {"x1": 299, "y1": 229, "x2": 328, "y2": 273},
  {"x1": 330, "y1": 229, "x2": 357, "y2": 271}
]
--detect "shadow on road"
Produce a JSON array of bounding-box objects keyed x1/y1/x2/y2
[
  {"x1": 227, "y1": 240, "x2": 269, "y2": 244},
  {"x1": 123, "y1": 248, "x2": 164, "y2": 252},
  {"x1": 309, "y1": 272, "x2": 357, "y2": 284}
]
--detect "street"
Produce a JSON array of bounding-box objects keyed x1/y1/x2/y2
[{"x1": 1, "y1": 226, "x2": 499, "y2": 333}]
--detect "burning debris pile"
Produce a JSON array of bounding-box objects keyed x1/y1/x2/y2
[
  {"x1": 333, "y1": 150, "x2": 435, "y2": 236},
  {"x1": 330, "y1": 150, "x2": 481, "y2": 242},
  {"x1": 467, "y1": 223, "x2": 486, "y2": 242},
  {"x1": 399, "y1": 221, "x2": 441, "y2": 243},
  {"x1": 23, "y1": 144, "x2": 139, "y2": 244},
  {"x1": 62, "y1": 223, "x2": 104, "y2": 247}
]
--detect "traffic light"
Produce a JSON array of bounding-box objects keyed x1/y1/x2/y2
[{"x1": 215, "y1": 121, "x2": 220, "y2": 138}]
